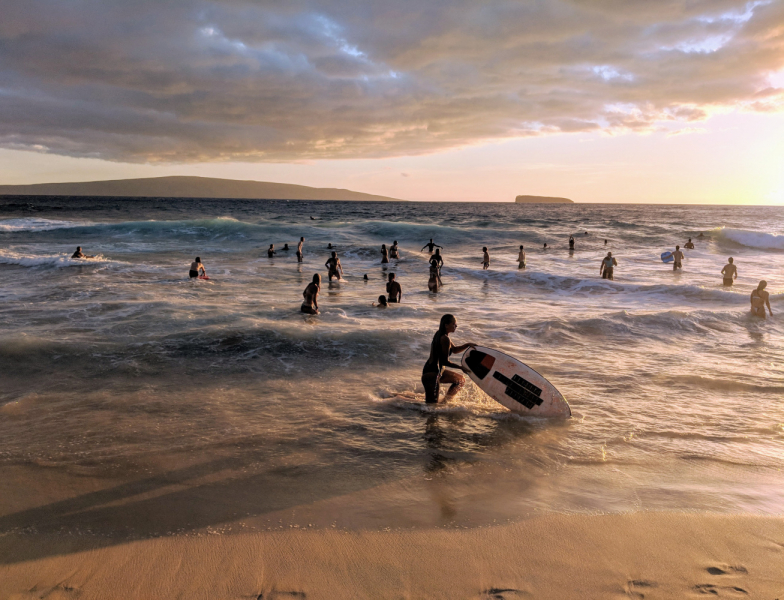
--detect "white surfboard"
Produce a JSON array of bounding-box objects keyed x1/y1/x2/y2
[{"x1": 461, "y1": 346, "x2": 570, "y2": 417}]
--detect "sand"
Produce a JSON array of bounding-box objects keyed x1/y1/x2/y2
[{"x1": 1, "y1": 513, "x2": 783, "y2": 599}]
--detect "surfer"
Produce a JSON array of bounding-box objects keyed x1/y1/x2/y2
[
  {"x1": 327, "y1": 243, "x2": 333, "y2": 249},
  {"x1": 390, "y1": 241, "x2": 400, "y2": 259},
  {"x1": 721, "y1": 258, "x2": 737, "y2": 286},
  {"x1": 421, "y1": 239, "x2": 442, "y2": 254},
  {"x1": 325, "y1": 251, "x2": 343, "y2": 281},
  {"x1": 189, "y1": 257, "x2": 206, "y2": 278},
  {"x1": 301, "y1": 274, "x2": 320, "y2": 314},
  {"x1": 386, "y1": 273, "x2": 402, "y2": 303},
  {"x1": 296, "y1": 237, "x2": 304, "y2": 263},
  {"x1": 381, "y1": 244, "x2": 389, "y2": 264},
  {"x1": 600, "y1": 252, "x2": 617, "y2": 280},
  {"x1": 71, "y1": 246, "x2": 94, "y2": 259},
  {"x1": 517, "y1": 245, "x2": 526, "y2": 269},
  {"x1": 268, "y1": 244, "x2": 276, "y2": 258},
  {"x1": 373, "y1": 295, "x2": 388, "y2": 308},
  {"x1": 672, "y1": 245, "x2": 685, "y2": 271},
  {"x1": 698, "y1": 232, "x2": 705, "y2": 238},
  {"x1": 685, "y1": 238, "x2": 695, "y2": 249},
  {"x1": 421, "y1": 314, "x2": 476, "y2": 404},
  {"x1": 569, "y1": 236, "x2": 575, "y2": 250},
  {"x1": 482, "y1": 247, "x2": 490, "y2": 270},
  {"x1": 543, "y1": 242, "x2": 547, "y2": 250},
  {"x1": 750, "y1": 281, "x2": 772, "y2": 318}
]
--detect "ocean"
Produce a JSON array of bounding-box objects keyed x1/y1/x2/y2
[{"x1": 1, "y1": 197, "x2": 782, "y2": 539}]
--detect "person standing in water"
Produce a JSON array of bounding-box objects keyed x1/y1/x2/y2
[
  {"x1": 325, "y1": 251, "x2": 343, "y2": 281},
  {"x1": 421, "y1": 314, "x2": 475, "y2": 404},
  {"x1": 386, "y1": 273, "x2": 402, "y2": 302},
  {"x1": 600, "y1": 252, "x2": 617, "y2": 280},
  {"x1": 672, "y1": 245, "x2": 685, "y2": 271},
  {"x1": 267, "y1": 244, "x2": 276, "y2": 258},
  {"x1": 71, "y1": 246, "x2": 95, "y2": 259},
  {"x1": 481, "y1": 247, "x2": 490, "y2": 270},
  {"x1": 389, "y1": 241, "x2": 400, "y2": 259},
  {"x1": 750, "y1": 281, "x2": 772, "y2": 318},
  {"x1": 296, "y1": 237, "x2": 305, "y2": 263},
  {"x1": 721, "y1": 258, "x2": 738, "y2": 286},
  {"x1": 517, "y1": 245, "x2": 526, "y2": 269},
  {"x1": 189, "y1": 257, "x2": 206, "y2": 278},
  {"x1": 685, "y1": 238, "x2": 695, "y2": 249},
  {"x1": 428, "y1": 264, "x2": 440, "y2": 292},
  {"x1": 569, "y1": 236, "x2": 575, "y2": 250},
  {"x1": 422, "y1": 239, "x2": 442, "y2": 253},
  {"x1": 301, "y1": 274, "x2": 320, "y2": 314},
  {"x1": 373, "y1": 295, "x2": 388, "y2": 308},
  {"x1": 381, "y1": 244, "x2": 389, "y2": 264},
  {"x1": 543, "y1": 242, "x2": 548, "y2": 250},
  {"x1": 430, "y1": 248, "x2": 444, "y2": 273}
]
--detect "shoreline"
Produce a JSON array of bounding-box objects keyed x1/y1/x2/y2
[{"x1": 2, "y1": 512, "x2": 782, "y2": 599}]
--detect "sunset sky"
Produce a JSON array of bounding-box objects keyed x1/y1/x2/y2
[{"x1": 1, "y1": 0, "x2": 782, "y2": 203}]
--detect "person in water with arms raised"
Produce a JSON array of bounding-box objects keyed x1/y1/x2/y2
[
  {"x1": 750, "y1": 281, "x2": 772, "y2": 318},
  {"x1": 301, "y1": 274, "x2": 320, "y2": 314},
  {"x1": 422, "y1": 239, "x2": 442, "y2": 253},
  {"x1": 189, "y1": 257, "x2": 206, "y2": 278},
  {"x1": 71, "y1": 246, "x2": 94, "y2": 259},
  {"x1": 386, "y1": 272, "x2": 402, "y2": 302},
  {"x1": 721, "y1": 257, "x2": 737, "y2": 286},
  {"x1": 325, "y1": 251, "x2": 343, "y2": 281},
  {"x1": 421, "y1": 314, "x2": 476, "y2": 404}
]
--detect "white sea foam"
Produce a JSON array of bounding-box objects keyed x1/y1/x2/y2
[
  {"x1": 715, "y1": 227, "x2": 784, "y2": 250},
  {"x1": 0, "y1": 217, "x2": 86, "y2": 232},
  {"x1": 0, "y1": 250, "x2": 115, "y2": 268}
]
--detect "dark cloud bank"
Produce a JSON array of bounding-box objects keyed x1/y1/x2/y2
[{"x1": 1, "y1": 0, "x2": 782, "y2": 162}]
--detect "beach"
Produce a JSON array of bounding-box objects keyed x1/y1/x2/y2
[{"x1": 1, "y1": 198, "x2": 782, "y2": 597}]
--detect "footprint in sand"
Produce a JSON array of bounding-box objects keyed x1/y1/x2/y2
[
  {"x1": 481, "y1": 588, "x2": 525, "y2": 600},
  {"x1": 691, "y1": 565, "x2": 749, "y2": 597},
  {"x1": 625, "y1": 579, "x2": 658, "y2": 599},
  {"x1": 256, "y1": 592, "x2": 307, "y2": 600}
]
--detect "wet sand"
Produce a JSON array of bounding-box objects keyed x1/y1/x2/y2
[{"x1": 2, "y1": 513, "x2": 782, "y2": 599}]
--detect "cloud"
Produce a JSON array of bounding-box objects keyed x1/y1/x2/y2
[{"x1": 0, "y1": 0, "x2": 782, "y2": 162}]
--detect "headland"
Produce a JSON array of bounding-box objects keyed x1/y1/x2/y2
[{"x1": 515, "y1": 195, "x2": 573, "y2": 204}]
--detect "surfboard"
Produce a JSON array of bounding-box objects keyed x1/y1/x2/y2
[
  {"x1": 198, "y1": 275, "x2": 210, "y2": 280},
  {"x1": 661, "y1": 251, "x2": 673, "y2": 263},
  {"x1": 461, "y1": 346, "x2": 571, "y2": 417}
]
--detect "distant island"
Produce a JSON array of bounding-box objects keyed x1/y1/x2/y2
[
  {"x1": 0, "y1": 176, "x2": 407, "y2": 202},
  {"x1": 515, "y1": 195, "x2": 573, "y2": 204}
]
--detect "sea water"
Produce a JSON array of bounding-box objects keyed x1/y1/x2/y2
[{"x1": 0, "y1": 197, "x2": 782, "y2": 537}]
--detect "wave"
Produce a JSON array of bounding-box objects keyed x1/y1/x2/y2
[
  {"x1": 714, "y1": 227, "x2": 784, "y2": 250},
  {"x1": 0, "y1": 250, "x2": 113, "y2": 268},
  {"x1": 0, "y1": 217, "x2": 86, "y2": 232}
]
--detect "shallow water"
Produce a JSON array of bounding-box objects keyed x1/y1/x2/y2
[{"x1": 0, "y1": 197, "x2": 782, "y2": 537}]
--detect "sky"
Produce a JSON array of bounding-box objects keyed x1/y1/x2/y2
[{"x1": 1, "y1": 0, "x2": 782, "y2": 203}]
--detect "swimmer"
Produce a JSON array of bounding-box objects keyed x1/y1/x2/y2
[
  {"x1": 386, "y1": 272, "x2": 402, "y2": 302},
  {"x1": 685, "y1": 238, "x2": 695, "y2": 249},
  {"x1": 750, "y1": 281, "x2": 772, "y2": 318},
  {"x1": 421, "y1": 314, "x2": 476, "y2": 404},
  {"x1": 584, "y1": 231, "x2": 588, "y2": 235},
  {"x1": 543, "y1": 242, "x2": 548, "y2": 249},
  {"x1": 71, "y1": 246, "x2": 95, "y2": 259},
  {"x1": 721, "y1": 257, "x2": 737, "y2": 286},
  {"x1": 381, "y1": 244, "x2": 389, "y2": 264},
  {"x1": 325, "y1": 251, "x2": 343, "y2": 281},
  {"x1": 517, "y1": 245, "x2": 526, "y2": 269},
  {"x1": 698, "y1": 232, "x2": 705, "y2": 238},
  {"x1": 481, "y1": 247, "x2": 490, "y2": 270},
  {"x1": 373, "y1": 295, "x2": 388, "y2": 308},
  {"x1": 421, "y1": 239, "x2": 443, "y2": 253},
  {"x1": 282, "y1": 243, "x2": 289, "y2": 251},
  {"x1": 327, "y1": 243, "x2": 333, "y2": 249},
  {"x1": 363, "y1": 274, "x2": 369, "y2": 281},
  {"x1": 267, "y1": 244, "x2": 276, "y2": 258},
  {"x1": 389, "y1": 240, "x2": 400, "y2": 259},
  {"x1": 600, "y1": 252, "x2": 617, "y2": 280},
  {"x1": 672, "y1": 245, "x2": 685, "y2": 271},
  {"x1": 604, "y1": 239, "x2": 607, "y2": 245},
  {"x1": 189, "y1": 256, "x2": 206, "y2": 278},
  {"x1": 301, "y1": 274, "x2": 320, "y2": 314},
  {"x1": 569, "y1": 236, "x2": 575, "y2": 250},
  {"x1": 296, "y1": 237, "x2": 305, "y2": 263}
]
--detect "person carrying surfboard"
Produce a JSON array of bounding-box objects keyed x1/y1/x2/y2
[
  {"x1": 600, "y1": 252, "x2": 617, "y2": 280},
  {"x1": 421, "y1": 314, "x2": 475, "y2": 404},
  {"x1": 672, "y1": 245, "x2": 685, "y2": 271},
  {"x1": 721, "y1": 257, "x2": 737, "y2": 286},
  {"x1": 325, "y1": 251, "x2": 343, "y2": 281},
  {"x1": 189, "y1": 257, "x2": 206, "y2": 278},
  {"x1": 301, "y1": 274, "x2": 320, "y2": 314}
]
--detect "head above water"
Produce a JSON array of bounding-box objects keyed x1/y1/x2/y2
[
  {"x1": 300, "y1": 237, "x2": 304, "y2": 241},
  {"x1": 519, "y1": 244, "x2": 523, "y2": 250},
  {"x1": 76, "y1": 246, "x2": 82, "y2": 251},
  {"x1": 312, "y1": 273, "x2": 321, "y2": 285},
  {"x1": 435, "y1": 248, "x2": 441, "y2": 256},
  {"x1": 482, "y1": 246, "x2": 487, "y2": 252},
  {"x1": 728, "y1": 257, "x2": 734, "y2": 263},
  {"x1": 388, "y1": 272, "x2": 395, "y2": 281},
  {"x1": 607, "y1": 252, "x2": 612, "y2": 257},
  {"x1": 382, "y1": 244, "x2": 386, "y2": 249},
  {"x1": 331, "y1": 251, "x2": 337, "y2": 258},
  {"x1": 195, "y1": 256, "x2": 201, "y2": 262},
  {"x1": 676, "y1": 245, "x2": 680, "y2": 250},
  {"x1": 269, "y1": 244, "x2": 273, "y2": 248},
  {"x1": 439, "y1": 313, "x2": 457, "y2": 334},
  {"x1": 377, "y1": 295, "x2": 387, "y2": 306}
]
